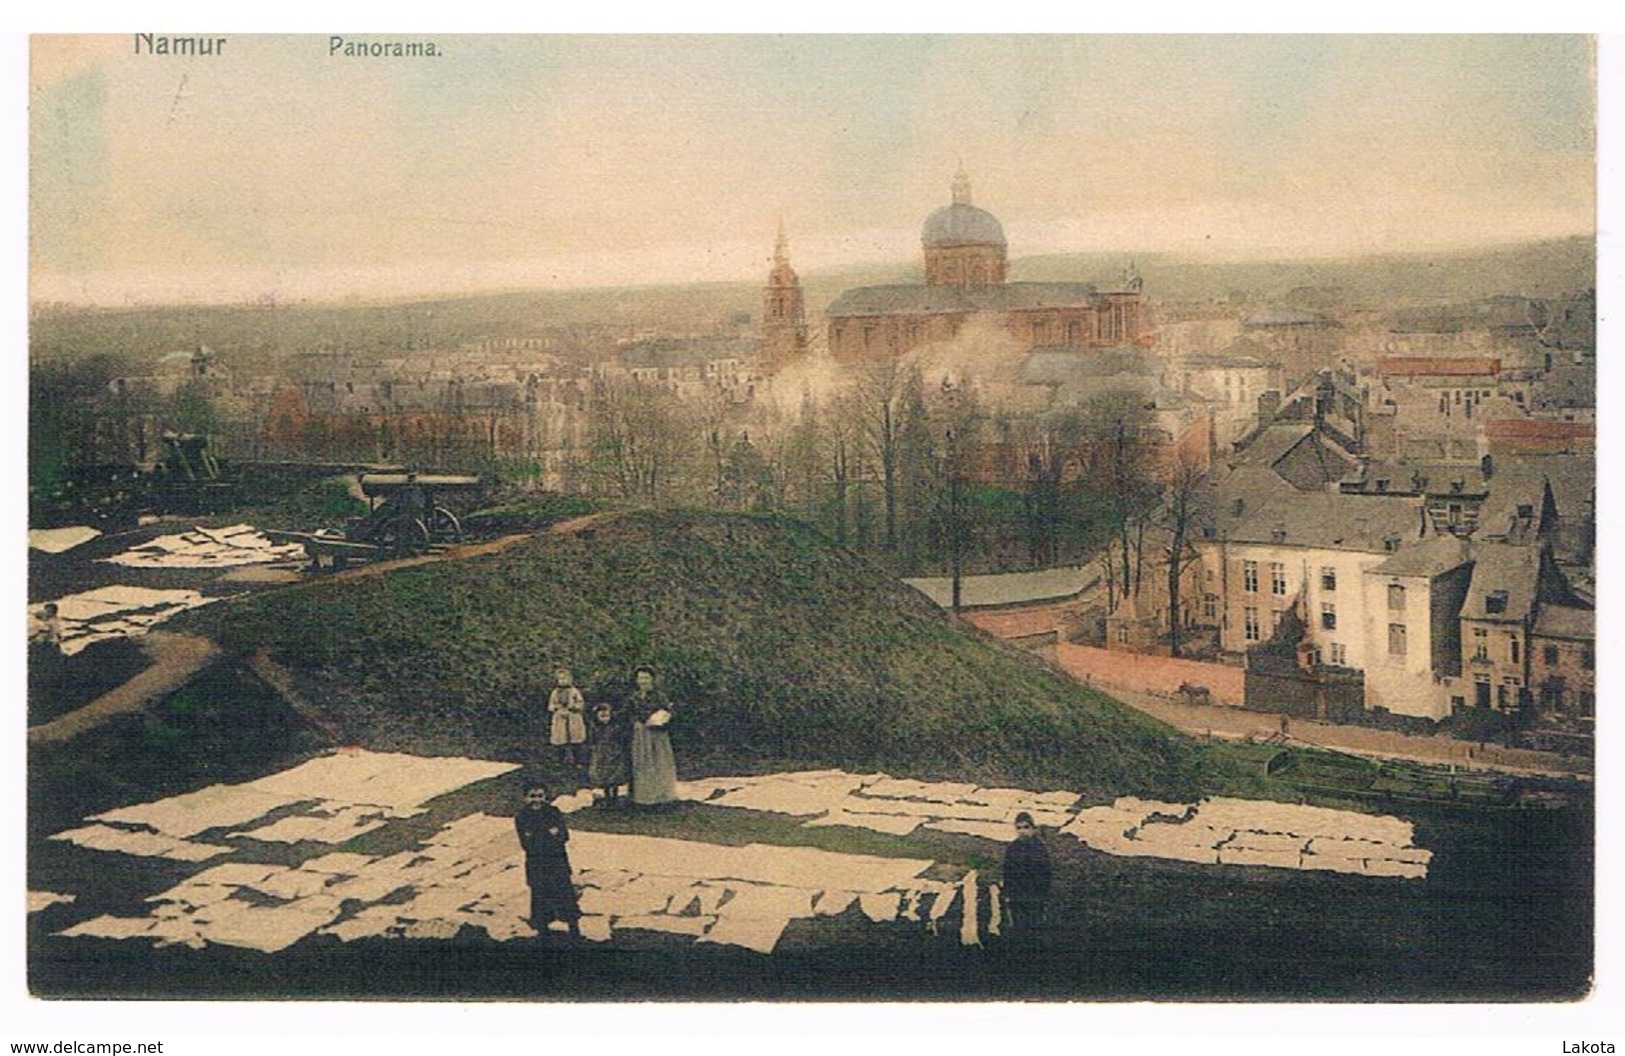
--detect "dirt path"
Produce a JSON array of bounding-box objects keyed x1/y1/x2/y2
[
  {"x1": 1078, "y1": 678, "x2": 1590, "y2": 780},
  {"x1": 28, "y1": 631, "x2": 220, "y2": 745}
]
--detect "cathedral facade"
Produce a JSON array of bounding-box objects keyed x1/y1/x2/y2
[{"x1": 823, "y1": 169, "x2": 1149, "y2": 363}]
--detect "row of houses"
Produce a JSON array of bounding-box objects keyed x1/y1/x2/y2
[{"x1": 1106, "y1": 409, "x2": 1594, "y2": 731}]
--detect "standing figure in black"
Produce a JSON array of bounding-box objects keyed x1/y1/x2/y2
[
  {"x1": 515, "y1": 781, "x2": 581, "y2": 940},
  {"x1": 1001, "y1": 811, "x2": 1052, "y2": 941}
]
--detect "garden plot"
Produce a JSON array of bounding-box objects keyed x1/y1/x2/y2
[
  {"x1": 103, "y1": 524, "x2": 305, "y2": 569},
  {"x1": 46, "y1": 586, "x2": 215, "y2": 655},
  {"x1": 1059, "y1": 796, "x2": 1430, "y2": 878}
]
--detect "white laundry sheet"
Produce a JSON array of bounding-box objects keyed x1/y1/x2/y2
[
  {"x1": 28, "y1": 891, "x2": 76, "y2": 913},
  {"x1": 567, "y1": 831, "x2": 934, "y2": 894},
  {"x1": 92, "y1": 784, "x2": 308, "y2": 839},
  {"x1": 711, "y1": 781, "x2": 854, "y2": 817},
  {"x1": 1196, "y1": 797, "x2": 1415, "y2": 846},
  {"x1": 244, "y1": 749, "x2": 519, "y2": 814},
  {"x1": 1218, "y1": 847, "x2": 1304, "y2": 870},
  {"x1": 803, "y1": 810, "x2": 921, "y2": 836},
  {"x1": 231, "y1": 805, "x2": 394, "y2": 845},
  {"x1": 48, "y1": 586, "x2": 216, "y2": 655},
  {"x1": 104, "y1": 525, "x2": 305, "y2": 569},
  {"x1": 1058, "y1": 795, "x2": 1429, "y2": 878},
  {"x1": 29, "y1": 526, "x2": 101, "y2": 553},
  {"x1": 923, "y1": 819, "x2": 1014, "y2": 841},
  {"x1": 1224, "y1": 831, "x2": 1311, "y2": 855},
  {"x1": 698, "y1": 915, "x2": 790, "y2": 954},
  {"x1": 859, "y1": 892, "x2": 901, "y2": 922},
  {"x1": 50, "y1": 824, "x2": 232, "y2": 862}
]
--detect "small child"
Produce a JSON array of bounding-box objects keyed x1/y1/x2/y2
[
  {"x1": 547, "y1": 667, "x2": 588, "y2": 769},
  {"x1": 587, "y1": 701, "x2": 630, "y2": 808}
]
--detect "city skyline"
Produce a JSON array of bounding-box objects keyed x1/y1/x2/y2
[{"x1": 30, "y1": 34, "x2": 1596, "y2": 306}]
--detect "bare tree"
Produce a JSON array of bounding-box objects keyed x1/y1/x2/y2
[
  {"x1": 587, "y1": 375, "x2": 695, "y2": 504},
  {"x1": 1159, "y1": 454, "x2": 1210, "y2": 658}
]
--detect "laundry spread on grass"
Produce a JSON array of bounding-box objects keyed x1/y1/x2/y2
[
  {"x1": 103, "y1": 524, "x2": 306, "y2": 569},
  {"x1": 29, "y1": 526, "x2": 102, "y2": 554},
  {"x1": 49, "y1": 754, "x2": 1432, "y2": 958},
  {"x1": 1061, "y1": 796, "x2": 1431, "y2": 878},
  {"x1": 43, "y1": 586, "x2": 215, "y2": 655},
  {"x1": 53, "y1": 750, "x2": 520, "y2": 862}
]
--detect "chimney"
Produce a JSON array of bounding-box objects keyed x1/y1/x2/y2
[{"x1": 1258, "y1": 390, "x2": 1282, "y2": 423}]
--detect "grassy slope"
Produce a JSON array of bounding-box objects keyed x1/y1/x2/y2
[{"x1": 178, "y1": 510, "x2": 1255, "y2": 801}]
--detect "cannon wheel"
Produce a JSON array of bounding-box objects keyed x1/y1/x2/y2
[
  {"x1": 378, "y1": 516, "x2": 431, "y2": 557},
  {"x1": 428, "y1": 506, "x2": 463, "y2": 544}
]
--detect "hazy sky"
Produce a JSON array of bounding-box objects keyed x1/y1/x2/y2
[{"x1": 29, "y1": 34, "x2": 1596, "y2": 305}]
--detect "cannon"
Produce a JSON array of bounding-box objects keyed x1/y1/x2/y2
[{"x1": 267, "y1": 472, "x2": 485, "y2": 570}]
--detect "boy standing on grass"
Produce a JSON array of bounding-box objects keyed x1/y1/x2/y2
[
  {"x1": 515, "y1": 780, "x2": 582, "y2": 940},
  {"x1": 1001, "y1": 811, "x2": 1052, "y2": 941}
]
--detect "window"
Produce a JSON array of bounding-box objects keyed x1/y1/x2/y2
[
  {"x1": 1330, "y1": 642, "x2": 1347, "y2": 666},
  {"x1": 1388, "y1": 584, "x2": 1406, "y2": 610},
  {"x1": 1270, "y1": 609, "x2": 1282, "y2": 635},
  {"x1": 1388, "y1": 623, "x2": 1407, "y2": 656},
  {"x1": 1321, "y1": 567, "x2": 1337, "y2": 591},
  {"x1": 1321, "y1": 603, "x2": 1337, "y2": 631},
  {"x1": 1544, "y1": 645, "x2": 1559, "y2": 666},
  {"x1": 1270, "y1": 562, "x2": 1287, "y2": 596},
  {"x1": 1509, "y1": 637, "x2": 1520, "y2": 665},
  {"x1": 1448, "y1": 503, "x2": 1463, "y2": 527},
  {"x1": 1203, "y1": 594, "x2": 1217, "y2": 619},
  {"x1": 1485, "y1": 591, "x2": 1507, "y2": 615},
  {"x1": 1115, "y1": 626, "x2": 1129, "y2": 644},
  {"x1": 1243, "y1": 560, "x2": 1258, "y2": 593},
  {"x1": 1244, "y1": 607, "x2": 1260, "y2": 642}
]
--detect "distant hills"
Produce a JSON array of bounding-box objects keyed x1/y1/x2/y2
[{"x1": 29, "y1": 237, "x2": 1592, "y2": 367}]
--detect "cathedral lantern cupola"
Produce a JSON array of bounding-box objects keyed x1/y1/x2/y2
[{"x1": 922, "y1": 167, "x2": 1007, "y2": 287}]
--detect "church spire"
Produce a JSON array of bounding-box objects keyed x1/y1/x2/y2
[
  {"x1": 774, "y1": 215, "x2": 788, "y2": 264},
  {"x1": 951, "y1": 163, "x2": 972, "y2": 206}
]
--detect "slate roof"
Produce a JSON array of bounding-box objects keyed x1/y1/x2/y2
[
  {"x1": 1534, "y1": 603, "x2": 1593, "y2": 642},
  {"x1": 1459, "y1": 543, "x2": 1542, "y2": 623},
  {"x1": 1370, "y1": 535, "x2": 1473, "y2": 578},
  {"x1": 826, "y1": 282, "x2": 1102, "y2": 318},
  {"x1": 1201, "y1": 465, "x2": 1421, "y2": 552}
]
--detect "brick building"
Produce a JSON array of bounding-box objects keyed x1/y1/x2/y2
[{"x1": 826, "y1": 169, "x2": 1149, "y2": 363}]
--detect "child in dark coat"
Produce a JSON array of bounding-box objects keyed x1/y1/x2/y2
[
  {"x1": 1001, "y1": 811, "x2": 1052, "y2": 940},
  {"x1": 587, "y1": 702, "x2": 631, "y2": 808},
  {"x1": 515, "y1": 782, "x2": 581, "y2": 939}
]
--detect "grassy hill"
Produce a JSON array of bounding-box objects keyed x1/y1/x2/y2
[{"x1": 168, "y1": 509, "x2": 1250, "y2": 800}]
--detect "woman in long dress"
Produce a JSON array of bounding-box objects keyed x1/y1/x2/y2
[{"x1": 627, "y1": 665, "x2": 678, "y2": 806}]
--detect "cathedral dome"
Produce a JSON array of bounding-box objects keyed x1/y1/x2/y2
[{"x1": 921, "y1": 203, "x2": 1007, "y2": 248}]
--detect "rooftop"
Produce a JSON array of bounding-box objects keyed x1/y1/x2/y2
[
  {"x1": 1370, "y1": 535, "x2": 1473, "y2": 578},
  {"x1": 827, "y1": 282, "x2": 1103, "y2": 319},
  {"x1": 1377, "y1": 356, "x2": 1501, "y2": 378},
  {"x1": 1534, "y1": 603, "x2": 1593, "y2": 642}
]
